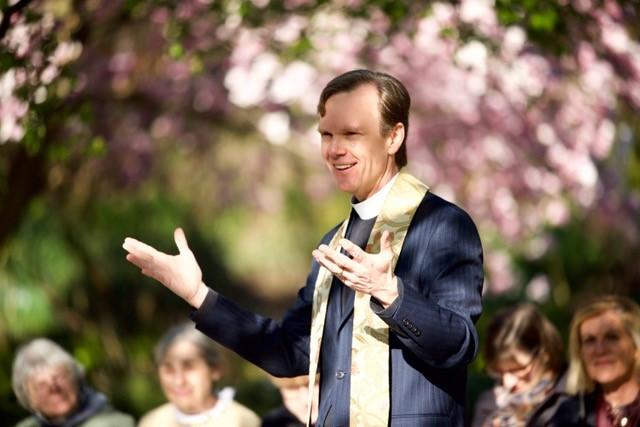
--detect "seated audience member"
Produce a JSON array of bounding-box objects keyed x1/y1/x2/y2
[
  {"x1": 472, "y1": 303, "x2": 565, "y2": 427},
  {"x1": 547, "y1": 295, "x2": 640, "y2": 427},
  {"x1": 138, "y1": 322, "x2": 260, "y2": 427},
  {"x1": 261, "y1": 375, "x2": 319, "y2": 427},
  {"x1": 11, "y1": 338, "x2": 134, "y2": 427}
]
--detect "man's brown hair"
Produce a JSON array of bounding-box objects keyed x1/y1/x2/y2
[{"x1": 317, "y1": 69, "x2": 410, "y2": 168}]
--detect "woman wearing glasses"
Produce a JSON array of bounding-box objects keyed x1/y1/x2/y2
[
  {"x1": 472, "y1": 303, "x2": 565, "y2": 427},
  {"x1": 545, "y1": 295, "x2": 640, "y2": 427}
]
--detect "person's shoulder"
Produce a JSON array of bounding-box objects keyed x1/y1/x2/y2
[
  {"x1": 226, "y1": 400, "x2": 261, "y2": 426},
  {"x1": 138, "y1": 403, "x2": 174, "y2": 427},
  {"x1": 14, "y1": 417, "x2": 38, "y2": 427},
  {"x1": 527, "y1": 392, "x2": 587, "y2": 427},
  {"x1": 80, "y1": 406, "x2": 135, "y2": 427},
  {"x1": 419, "y1": 191, "x2": 474, "y2": 221},
  {"x1": 474, "y1": 388, "x2": 496, "y2": 408},
  {"x1": 471, "y1": 388, "x2": 497, "y2": 427},
  {"x1": 412, "y1": 192, "x2": 480, "y2": 242}
]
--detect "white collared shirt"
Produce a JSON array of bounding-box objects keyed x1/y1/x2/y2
[{"x1": 351, "y1": 173, "x2": 399, "y2": 220}]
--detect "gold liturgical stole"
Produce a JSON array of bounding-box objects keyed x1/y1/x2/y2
[{"x1": 306, "y1": 171, "x2": 429, "y2": 427}]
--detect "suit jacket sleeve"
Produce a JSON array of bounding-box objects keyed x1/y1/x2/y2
[
  {"x1": 371, "y1": 198, "x2": 484, "y2": 369},
  {"x1": 189, "y1": 227, "x2": 339, "y2": 377}
]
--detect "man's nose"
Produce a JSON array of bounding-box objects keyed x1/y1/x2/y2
[{"x1": 327, "y1": 138, "x2": 346, "y2": 157}]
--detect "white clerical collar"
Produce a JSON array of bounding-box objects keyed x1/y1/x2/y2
[
  {"x1": 173, "y1": 387, "x2": 234, "y2": 425},
  {"x1": 352, "y1": 173, "x2": 399, "y2": 220}
]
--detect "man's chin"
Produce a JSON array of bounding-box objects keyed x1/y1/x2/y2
[{"x1": 332, "y1": 179, "x2": 356, "y2": 194}]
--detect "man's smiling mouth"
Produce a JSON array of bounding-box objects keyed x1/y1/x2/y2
[{"x1": 334, "y1": 163, "x2": 356, "y2": 171}]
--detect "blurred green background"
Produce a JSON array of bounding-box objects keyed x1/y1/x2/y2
[{"x1": 1, "y1": 0, "x2": 639, "y2": 424}]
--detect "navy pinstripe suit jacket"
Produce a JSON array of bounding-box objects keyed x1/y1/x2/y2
[{"x1": 191, "y1": 192, "x2": 484, "y2": 426}]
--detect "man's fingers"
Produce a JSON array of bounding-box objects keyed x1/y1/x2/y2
[
  {"x1": 123, "y1": 237, "x2": 161, "y2": 258},
  {"x1": 174, "y1": 228, "x2": 190, "y2": 254},
  {"x1": 316, "y1": 244, "x2": 362, "y2": 272},
  {"x1": 126, "y1": 252, "x2": 154, "y2": 269},
  {"x1": 380, "y1": 230, "x2": 393, "y2": 250},
  {"x1": 339, "y1": 239, "x2": 366, "y2": 262},
  {"x1": 312, "y1": 248, "x2": 343, "y2": 276}
]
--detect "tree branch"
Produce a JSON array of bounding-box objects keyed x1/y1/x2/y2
[{"x1": 0, "y1": 0, "x2": 35, "y2": 40}]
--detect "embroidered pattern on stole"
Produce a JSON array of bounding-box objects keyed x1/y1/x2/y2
[{"x1": 306, "y1": 171, "x2": 429, "y2": 427}]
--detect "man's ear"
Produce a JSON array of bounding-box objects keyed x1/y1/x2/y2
[{"x1": 386, "y1": 123, "x2": 405, "y2": 155}]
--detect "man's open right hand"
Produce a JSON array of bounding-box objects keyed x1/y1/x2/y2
[{"x1": 123, "y1": 228, "x2": 208, "y2": 308}]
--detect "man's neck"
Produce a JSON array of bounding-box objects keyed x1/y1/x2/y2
[{"x1": 352, "y1": 172, "x2": 399, "y2": 220}]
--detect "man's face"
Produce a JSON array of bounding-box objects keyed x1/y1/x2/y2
[
  {"x1": 27, "y1": 365, "x2": 78, "y2": 422},
  {"x1": 158, "y1": 340, "x2": 219, "y2": 414},
  {"x1": 579, "y1": 310, "x2": 638, "y2": 391},
  {"x1": 318, "y1": 83, "x2": 401, "y2": 201}
]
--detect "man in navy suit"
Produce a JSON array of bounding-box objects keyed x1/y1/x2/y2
[{"x1": 124, "y1": 69, "x2": 483, "y2": 426}]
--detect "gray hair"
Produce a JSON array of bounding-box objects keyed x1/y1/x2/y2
[
  {"x1": 12, "y1": 338, "x2": 84, "y2": 411},
  {"x1": 154, "y1": 322, "x2": 223, "y2": 369}
]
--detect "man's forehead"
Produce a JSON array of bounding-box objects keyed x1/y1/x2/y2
[{"x1": 318, "y1": 87, "x2": 380, "y2": 131}]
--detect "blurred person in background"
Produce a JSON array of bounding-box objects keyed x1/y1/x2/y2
[
  {"x1": 472, "y1": 303, "x2": 565, "y2": 427},
  {"x1": 545, "y1": 295, "x2": 640, "y2": 427},
  {"x1": 11, "y1": 338, "x2": 134, "y2": 427},
  {"x1": 261, "y1": 374, "x2": 319, "y2": 427},
  {"x1": 138, "y1": 322, "x2": 260, "y2": 427}
]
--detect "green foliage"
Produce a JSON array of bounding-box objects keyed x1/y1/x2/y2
[{"x1": 495, "y1": 0, "x2": 569, "y2": 53}]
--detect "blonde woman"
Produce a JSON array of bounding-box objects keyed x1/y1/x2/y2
[
  {"x1": 472, "y1": 303, "x2": 565, "y2": 427},
  {"x1": 138, "y1": 323, "x2": 260, "y2": 427},
  {"x1": 546, "y1": 295, "x2": 640, "y2": 427}
]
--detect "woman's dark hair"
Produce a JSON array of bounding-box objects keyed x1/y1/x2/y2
[{"x1": 484, "y1": 303, "x2": 564, "y2": 378}]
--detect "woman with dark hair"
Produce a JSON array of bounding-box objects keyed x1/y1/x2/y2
[
  {"x1": 12, "y1": 338, "x2": 134, "y2": 427},
  {"x1": 472, "y1": 303, "x2": 565, "y2": 427},
  {"x1": 138, "y1": 322, "x2": 259, "y2": 427}
]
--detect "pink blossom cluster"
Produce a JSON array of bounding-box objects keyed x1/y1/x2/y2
[
  {"x1": 0, "y1": 11, "x2": 82, "y2": 143},
  {"x1": 4, "y1": 0, "x2": 638, "y2": 294},
  {"x1": 221, "y1": 0, "x2": 640, "y2": 294}
]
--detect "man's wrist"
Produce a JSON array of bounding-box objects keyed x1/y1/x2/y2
[
  {"x1": 373, "y1": 276, "x2": 399, "y2": 308},
  {"x1": 188, "y1": 281, "x2": 209, "y2": 308}
]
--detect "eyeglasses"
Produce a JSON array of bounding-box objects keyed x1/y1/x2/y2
[{"x1": 487, "y1": 350, "x2": 540, "y2": 383}]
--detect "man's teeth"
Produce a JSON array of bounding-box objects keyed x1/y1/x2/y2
[{"x1": 335, "y1": 163, "x2": 355, "y2": 170}]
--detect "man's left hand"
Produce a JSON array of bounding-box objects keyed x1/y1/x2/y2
[{"x1": 311, "y1": 230, "x2": 398, "y2": 308}]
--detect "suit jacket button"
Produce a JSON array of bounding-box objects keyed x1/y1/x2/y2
[{"x1": 336, "y1": 370, "x2": 345, "y2": 380}]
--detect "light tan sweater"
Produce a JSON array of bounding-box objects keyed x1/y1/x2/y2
[{"x1": 137, "y1": 400, "x2": 260, "y2": 427}]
